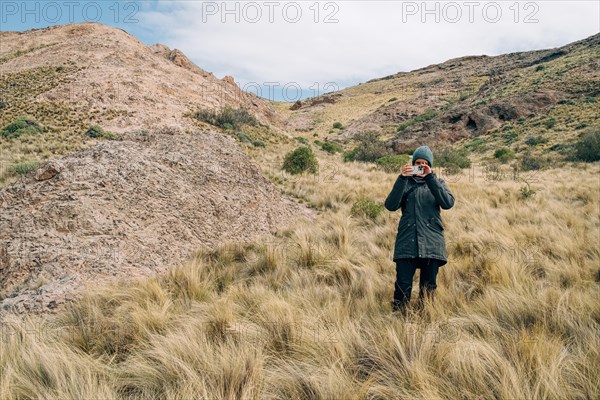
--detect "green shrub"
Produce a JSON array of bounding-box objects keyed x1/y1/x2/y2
[
  {"x1": 332, "y1": 122, "x2": 344, "y2": 129},
  {"x1": 282, "y1": 146, "x2": 318, "y2": 175},
  {"x1": 320, "y1": 141, "x2": 343, "y2": 154},
  {"x1": 388, "y1": 97, "x2": 398, "y2": 102},
  {"x1": 252, "y1": 140, "x2": 266, "y2": 148},
  {"x1": 295, "y1": 136, "x2": 309, "y2": 145},
  {"x1": 0, "y1": 115, "x2": 43, "y2": 139},
  {"x1": 10, "y1": 160, "x2": 40, "y2": 175},
  {"x1": 193, "y1": 106, "x2": 258, "y2": 130},
  {"x1": 86, "y1": 125, "x2": 104, "y2": 138},
  {"x1": 234, "y1": 131, "x2": 253, "y2": 143},
  {"x1": 465, "y1": 137, "x2": 487, "y2": 153},
  {"x1": 345, "y1": 131, "x2": 392, "y2": 162},
  {"x1": 86, "y1": 125, "x2": 116, "y2": 140},
  {"x1": 525, "y1": 135, "x2": 549, "y2": 146},
  {"x1": 0, "y1": 98, "x2": 5, "y2": 109},
  {"x1": 535, "y1": 65, "x2": 545, "y2": 72},
  {"x1": 375, "y1": 154, "x2": 410, "y2": 173},
  {"x1": 520, "y1": 151, "x2": 546, "y2": 171},
  {"x1": 543, "y1": 118, "x2": 557, "y2": 129},
  {"x1": 583, "y1": 97, "x2": 597, "y2": 104},
  {"x1": 350, "y1": 198, "x2": 383, "y2": 220},
  {"x1": 573, "y1": 128, "x2": 600, "y2": 162},
  {"x1": 343, "y1": 147, "x2": 360, "y2": 162},
  {"x1": 558, "y1": 99, "x2": 575, "y2": 105},
  {"x1": 502, "y1": 129, "x2": 518, "y2": 144},
  {"x1": 494, "y1": 147, "x2": 514, "y2": 163},
  {"x1": 437, "y1": 146, "x2": 471, "y2": 169}
]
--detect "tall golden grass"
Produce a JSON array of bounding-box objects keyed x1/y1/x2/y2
[{"x1": 1, "y1": 144, "x2": 598, "y2": 399}]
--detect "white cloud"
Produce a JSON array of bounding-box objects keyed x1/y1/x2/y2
[{"x1": 136, "y1": 1, "x2": 599, "y2": 100}]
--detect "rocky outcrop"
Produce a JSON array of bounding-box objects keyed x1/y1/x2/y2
[{"x1": 0, "y1": 130, "x2": 316, "y2": 317}]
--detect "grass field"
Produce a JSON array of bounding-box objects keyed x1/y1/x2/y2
[{"x1": 1, "y1": 139, "x2": 598, "y2": 399}]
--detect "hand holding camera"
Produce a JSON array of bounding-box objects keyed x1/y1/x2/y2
[{"x1": 401, "y1": 164, "x2": 431, "y2": 177}]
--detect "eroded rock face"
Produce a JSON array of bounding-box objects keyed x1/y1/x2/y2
[
  {"x1": 35, "y1": 160, "x2": 63, "y2": 181},
  {"x1": 0, "y1": 130, "x2": 316, "y2": 317}
]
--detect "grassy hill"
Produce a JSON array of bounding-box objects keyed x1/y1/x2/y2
[
  {"x1": 282, "y1": 33, "x2": 600, "y2": 171},
  {"x1": 2, "y1": 159, "x2": 598, "y2": 399}
]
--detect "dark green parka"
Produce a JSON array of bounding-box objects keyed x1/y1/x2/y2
[{"x1": 384, "y1": 172, "x2": 455, "y2": 266}]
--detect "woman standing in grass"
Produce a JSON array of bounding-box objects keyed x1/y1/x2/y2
[{"x1": 384, "y1": 146, "x2": 455, "y2": 314}]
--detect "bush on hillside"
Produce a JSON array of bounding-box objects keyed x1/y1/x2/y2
[
  {"x1": 1, "y1": 115, "x2": 43, "y2": 139},
  {"x1": 375, "y1": 154, "x2": 410, "y2": 173},
  {"x1": 436, "y1": 146, "x2": 471, "y2": 169},
  {"x1": 194, "y1": 106, "x2": 258, "y2": 130},
  {"x1": 350, "y1": 198, "x2": 384, "y2": 220},
  {"x1": 494, "y1": 147, "x2": 514, "y2": 163},
  {"x1": 344, "y1": 131, "x2": 392, "y2": 163},
  {"x1": 282, "y1": 146, "x2": 318, "y2": 175},
  {"x1": 573, "y1": 127, "x2": 600, "y2": 162}
]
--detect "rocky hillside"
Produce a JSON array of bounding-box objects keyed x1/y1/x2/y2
[
  {"x1": 0, "y1": 22, "x2": 283, "y2": 132},
  {"x1": 0, "y1": 130, "x2": 316, "y2": 316},
  {"x1": 0, "y1": 22, "x2": 287, "y2": 185},
  {"x1": 283, "y1": 33, "x2": 599, "y2": 163}
]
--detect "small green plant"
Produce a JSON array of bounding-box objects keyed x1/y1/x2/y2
[
  {"x1": 234, "y1": 131, "x2": 253, "y2": 143},
  {"x1": 494, "y1": 147, "x2": 514, "y2": 163},
  {"x1": 0, "y1": 115, "x2": 43, "y2": 139},
  {"x1": 282, "y1": 146, "x2": 318, "y2": 175},
  {"x1": 525, "y1": 135, "x2": 549, "y2": 146},
  {"x1": 397, "y1": 109, "x2": 438, "y2": 132},
  {"x1": 295, "y1": 136, "x2": 309, "y2": 145},
  {"x1": 86, "y1": 125, "x2": 117, "y2": 140},
  {"x1": 319, "y1": 141, "x2": 343, "y2": 154},
  {"x1": 502, "y1": 129, "x2": 518, "y2": 144},
  {"x1": 558, "y1": 99, "x2": 575, "y2": 105},
  {"x1": 86, "y1": 125, "x2": 104, "y2": 138},
  {"x1": 332, "y1": 122, "x2": 344, "y2": 129},
  {"x1": 519, "y1": 183, "x2": 536, "y2": 200},
  {"x1": 535, "y1": 65, "x2": 545, "y2": 72},
  {"x1": 543, "y1": 118, "x2": 557, "y2": 130},
  {"x1": 0, "y1": 98, "x2": 5, "y2": 109},
  {"x1": 351, "y1": 198, "x2": 383, "y2": 220},
  {"x1": 464, "y1": 137, "x2": 487, "y2": 153},
  {"x1": 388, "y1": 97, "x2": 398, "y2": 102},
  {"x1": 10, "y1": 160, "x2": 40, "y2": 175},
  {"x1": 252, "y1": 140, "x2": 266, "y2": 148}
]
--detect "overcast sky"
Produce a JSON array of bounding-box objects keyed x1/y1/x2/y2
[{"x1": 1, "y1": 1, "x2": 599, "y2": 101}]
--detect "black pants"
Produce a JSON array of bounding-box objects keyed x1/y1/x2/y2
[{"x1": 393, "y1": 257, "x2": 440, "y2": 308}]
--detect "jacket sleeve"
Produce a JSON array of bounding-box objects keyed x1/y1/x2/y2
[
  {"x1": 424, "y1": 173, "x2": 455, "y2": 210},
  {"x1": 384, "y1": 174, "x2": 409, "y2": 212}
]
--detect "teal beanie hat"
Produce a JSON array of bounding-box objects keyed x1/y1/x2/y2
[{"x1": 412, "y1": 146, "x2": 433, "y2": 167}]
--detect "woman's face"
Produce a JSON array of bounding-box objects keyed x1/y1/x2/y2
[{"x1": 413, "y1": 158, "x2": 429, "y2": 167}]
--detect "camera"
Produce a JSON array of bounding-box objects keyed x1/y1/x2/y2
[{"x1": 411, "y1": 165, "x2": 424, "y2": 175}]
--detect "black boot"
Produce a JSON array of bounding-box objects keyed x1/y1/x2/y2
[{"x1": 391, "y1": 300, "x2": 408, "y2": 316}]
